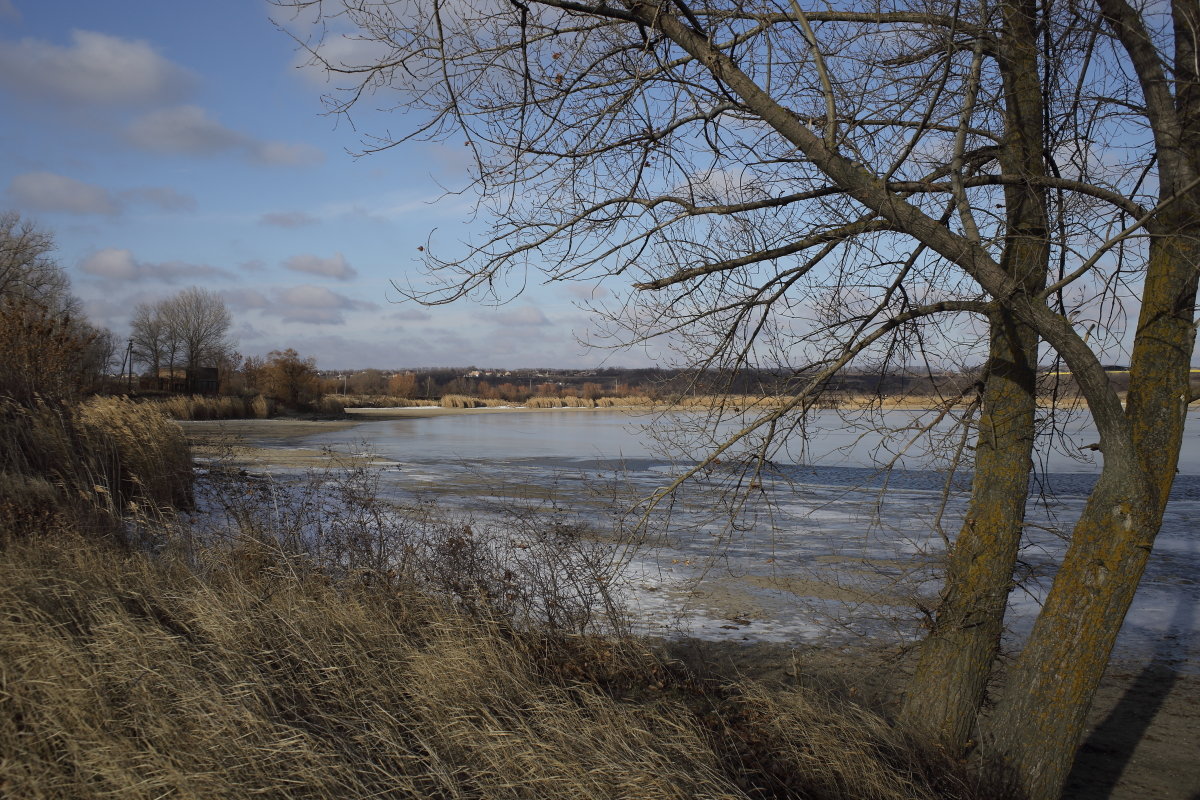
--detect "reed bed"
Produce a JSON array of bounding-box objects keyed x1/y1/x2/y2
[
  {"x1": 76, "y1": 396, "x2": 193, "y2": 510},
  {"x1": 0, "y1": 396, "x2": 191, "y2": 538},
  {"x1": 318, "y1": 394, "x2": 441, "y2": 413},
  {"x1": 150, "y1": 394, "x2": 255, "y2": 420},
  {"x1": 0, "y1": 532, "x2": 986, "y2": 800},
  {"x1": 440, "y1": 393, "x2": 507, "y2": 409}
]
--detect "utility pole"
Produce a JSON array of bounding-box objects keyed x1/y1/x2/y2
[{"x1": 123, "y1": 338, "x2": 134, "y2": 394}]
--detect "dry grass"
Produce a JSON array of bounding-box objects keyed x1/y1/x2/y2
[
  {"x1": 76, "y1": 396, "x2": 193, "y2": 510},
  {"x1": 319, "y1": 395, "x2": 442, "y2": 413},
  {"x1": 252, "y1": 394, "x2": 274, "y2": 418},
  {"x1": 0, "y1": 396, "x2": 191, "y2": 539},
  {"x1": 153, "y1": 394, "x2": 252, "y2": 420},
  {"x1": 440, "y1": 394, "x2": 495, "y2": 409},
  {"x1": 0, "y1": 398, "x2": 994, "y2": 799},
  {"x1": 141, "y1": 394, "x2": 279, "y2": 421},
  {"x1": 0, "y1": 532, "x2": 988, "y2": 800}
]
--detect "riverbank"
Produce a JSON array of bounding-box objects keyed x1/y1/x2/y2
[{"x1": 179, "y1": 413, "x2": 1198, "y2": 800}]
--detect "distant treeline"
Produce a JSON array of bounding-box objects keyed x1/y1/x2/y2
[{"x1": 312, "y1": 366, "x2": 983, "y2": 403}]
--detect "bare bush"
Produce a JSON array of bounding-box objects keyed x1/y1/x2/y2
[{"x1": 194, "y1": 452, "x2": 624, "y2": 636}]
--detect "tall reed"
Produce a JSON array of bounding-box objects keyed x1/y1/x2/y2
[
  {"x1": 0, "y1": 396, "x2": 192, "y2": 540},
  {"x1": 0, "y1": 530, "x2": 986, "y2": 800}
]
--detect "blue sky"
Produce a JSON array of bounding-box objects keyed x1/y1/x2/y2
[{"x1": 0, "y1": 0, "x2": 624, "y2": 369}]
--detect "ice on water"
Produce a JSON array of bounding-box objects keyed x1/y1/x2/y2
[{"x1": 247, "y1": 409, "x2": 1200, "y2": 669}]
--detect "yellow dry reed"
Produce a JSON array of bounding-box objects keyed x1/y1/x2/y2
[{"x1": 0, "y1": 536, "x2": 984, "y2": 800}]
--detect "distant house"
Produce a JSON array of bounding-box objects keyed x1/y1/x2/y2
[
  {"x1": 190, "y1": 366, "x2": 219, "y2": 394},
  {"x1": 140, "y1": 366, "x2": 220, "y2": 394}
]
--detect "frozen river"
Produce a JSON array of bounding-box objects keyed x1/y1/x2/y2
[{"x1": 242, "y1": 407, "x2": 1200, "y2": 668}]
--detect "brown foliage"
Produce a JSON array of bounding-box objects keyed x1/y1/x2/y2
[
  {"x1": 0, "y1": 295, "x2": 95, "y2": 405},
  {"x1": 386, "y1": 371, "x2": 418, "y2": 398},
  {"x1": 261, "y1": 348, "x2": 320, "y2": 409}
]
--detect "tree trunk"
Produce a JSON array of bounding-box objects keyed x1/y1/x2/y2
[
  {"x1": 899, "y1": 0, "x2": 1047, "y2": 750},
  {"x1": 899, "y1": 311, "x2": 1038, "y2": 748},
  {"x1": 989, "y1": 209, "x2": 1199, "y2": 799}
]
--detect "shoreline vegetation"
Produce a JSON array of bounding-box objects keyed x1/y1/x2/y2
[
  {"x1": 2, "y1": 395, "x2": 986, "y2": 800},
  {"x1": 3, "y1": 396, "x2": 1194, "y2": 798},
  {"x1": 141, "y1": 390, "x2": 1102, "y2": 422}
]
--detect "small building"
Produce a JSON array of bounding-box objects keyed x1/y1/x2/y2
[{"x1": 140, "y1": 366, "x2": 219, "y2": 394}]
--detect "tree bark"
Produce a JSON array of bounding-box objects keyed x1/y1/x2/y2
[
  {"x1": 987, "y1": 2, "x2": 1200, "y2": 792},
  {"x1": 988, "y1": 205, "x2": 1199, "y2": 799},
  {"x1": 899, "y1": 0, "x2": 1047, "y2": 750}
]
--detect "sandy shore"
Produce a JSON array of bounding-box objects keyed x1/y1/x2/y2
[{"x1": 180, "y1": 413, "x2": 1197, "y2": 799}]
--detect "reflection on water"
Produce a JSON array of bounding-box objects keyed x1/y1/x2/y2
[{"x1": 261, "y1": 408, "x2": 1199, "y2": 668}]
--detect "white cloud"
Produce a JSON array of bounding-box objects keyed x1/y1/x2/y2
[
  {"x1": 126, "y1": 105, "x2": 323, "y2": 166},
  {"x1": 272, "y1": 284, "x2": 377, "y2": 324},
  {"x1": 80, "y1": 247, "x2": 235, "y2": 282},
  {"x1": 279, "y1": 284, "x2": 355, "y2": 308},
  {"x1": 9, "y1": 172, "x2": 199, "y2": 215},
  {"x1": 119, "y1": 185, "x2": 197, "y2": 212},
  {"x1": 495, "y1": 305, "x2": 550, "y2": 326},
  {"x1": 260, "y1": 211, "x2": 320, "y2": 228},
  {"x1": 0, "y1": 0, "x2": 20, "y2": 21},
  {"x1": 0, "y1": 29, "x2": 192, "y2": 106},
  {"x1": 220, "y1": 288, "x2": 271, "y2": 309},
  {"x1": 390, "y1": 306, "x2": 432, "y2": 321},
  {"x1": 126, "y1": 105, "x2": 246, "y2": 155},
  {"x1": 252, "y1": 140, "x2": 324, "y2": 167},
  {"x1": 282, "y1": 252, "x2": 357, "y2": 281},
  {"x1": 80, "y1": 248, "x2": 138, "y2": 280},
  {"x1": 8, "y1": 171, "x2": 118, "y2": 215}
]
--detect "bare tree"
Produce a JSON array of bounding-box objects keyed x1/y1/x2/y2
[
  {"x1": 277, "y1": 1, "x2": 1198, "y2": 796},
  {"x1": 348, "y1": 367, "x2": 387, "y2": 394},
  {"x1": 130, "y1": 287, "x2": 233, "y2": 391},
  {"x1": 0, "y1": 212, "x2": 108, "y2": 403},
  {"x1": 166, "y1": 287, "x2": 233, "y2": 386},
  {"x1": 130, "y1": 302, "x2": 167, "y2": 378},
  {"x1": 0, "y1": 211, "x2": 76, "y2": 316}
]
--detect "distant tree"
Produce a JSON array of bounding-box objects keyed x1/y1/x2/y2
[
  {"x1": 261, "y1": 349, "x2": 320, "y2": 409},
  {"x1": 348, "y1": 368, "x2": 387, "y2": 395},
  {"x1": 0, "y1": 213, "x2": 102, "y2": 404},
  {"x1": 165, "y1": 287, "x2": 232, "y2": 386},
  {"x1": 387, "y1": 371, "x2": 417, "y2": 398},
  {"x1": 534, "y1": 382, "x2": 559, "y2": 397},
  {"x1": 216, "y1": 351, "x2": 245, "y2": 395},
  {"x1": 80, "y1": 327, "x2": 118, "y2": 390},
  {"x1": 130, "y1": 287, "x2": 233, "y2": 391},
  {"x1": 579, "y1": 382, "x2": 604, "y2": 401},
  {"x1": 496, "y1": 382, "x2": 529, "y2": 403},
  {"x1": 129, "y1": 302, "x2": 168, "y2": 379},
  {"x1": 240, "y1": 355, "x2": 266, "y2": 395}
]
